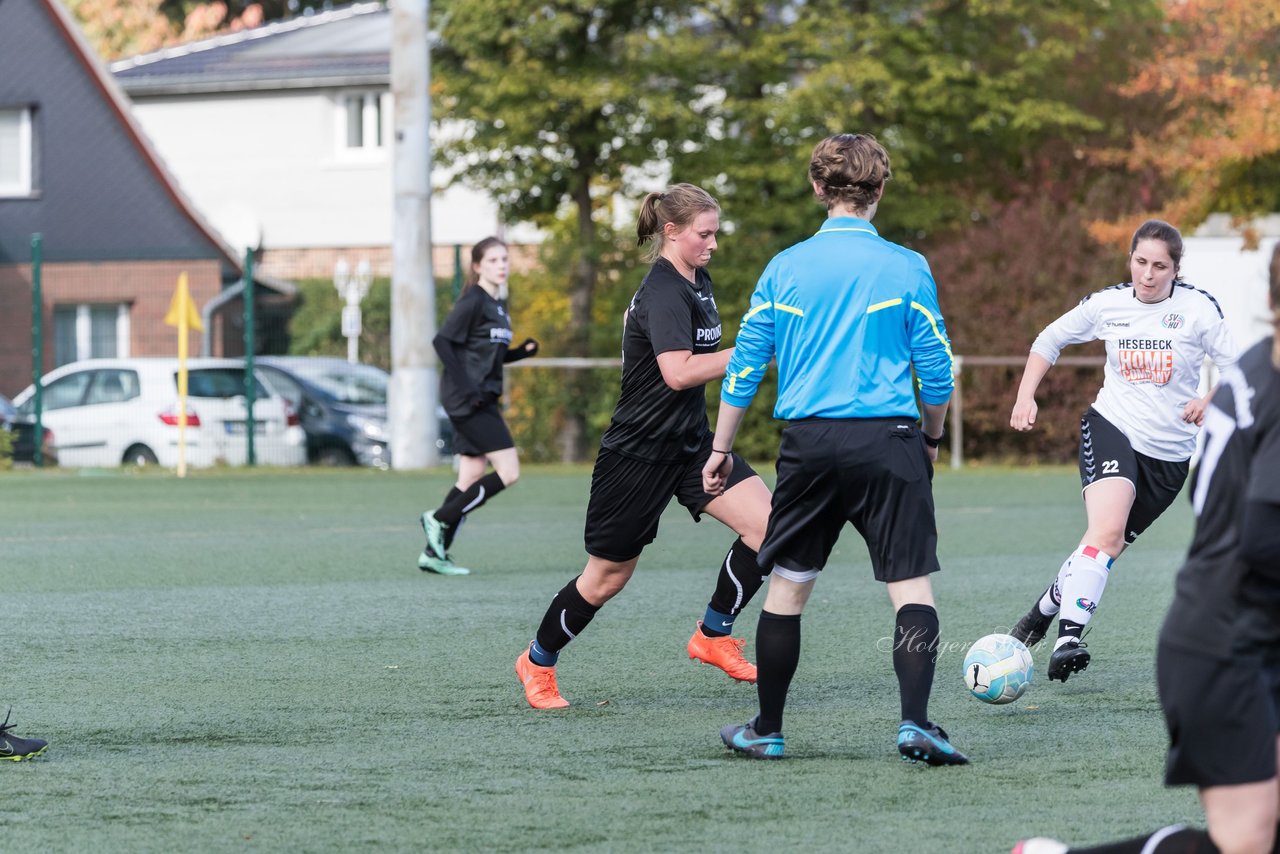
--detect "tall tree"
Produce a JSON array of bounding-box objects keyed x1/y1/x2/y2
[
  {"x1": 1092, "y1": 0, "x2": 1280, "y2": 244},
  {"x1": 431, "y1": 0, "x2": 696, "y2": 461}
]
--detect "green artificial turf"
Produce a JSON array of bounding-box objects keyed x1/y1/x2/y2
[{"x1": 0, "y1": 466, "x2": 1201, "y2": 853}]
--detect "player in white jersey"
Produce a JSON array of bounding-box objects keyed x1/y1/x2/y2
[{"x1": 1007, "y1": 220, "x2": 1237, "y2": 683}]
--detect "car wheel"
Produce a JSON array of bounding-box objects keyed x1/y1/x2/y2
[
  {"x1": 315, "y1": 445, "x2": 355, "y2": 467},
  {"x1": 123, "y1": 444, "x2": 158, "y2": 466}
]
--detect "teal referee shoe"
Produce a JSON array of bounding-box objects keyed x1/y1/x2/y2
[
  {"x1": 720, "y1": 716, "x2": 784, "y2": 759},
  {"x1": 897, "y1": 720, "x2": 968, "y2": 766}
]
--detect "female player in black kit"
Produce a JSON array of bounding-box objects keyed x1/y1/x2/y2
[
  {"x1": 514, "y1": 183, "x2": 774, "y2": 709},
  {"x1": 418, "y1": 237, "x2": 538, "y2": 576},
  {"x1": 1014, "y1": 245, "x2": 1280, "y2": 854}
]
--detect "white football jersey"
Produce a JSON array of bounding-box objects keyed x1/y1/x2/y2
[{"x1": 1031, "y1": 282, "x2": 1238, "y2": 461}]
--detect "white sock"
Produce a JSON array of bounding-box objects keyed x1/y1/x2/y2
[
  {"x1": 1036, "y1": 556, "x2": 1072, "y2": 617},
  {"x1": 1057, "y1": 545, "x2": 1113, "y2": 631}
]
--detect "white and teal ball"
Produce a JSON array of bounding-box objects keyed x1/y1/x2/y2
[{"x1": 963, "y1": 633, "x2": 1034, "y2": 704}]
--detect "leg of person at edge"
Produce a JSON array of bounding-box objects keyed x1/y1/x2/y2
[
  {"x1": 513, "y1": 182, "x2": 775, "y2": 710},
  {"x1": 703, "y1": 133, "x2": 966, "y2": 765},
  {"x1": 1006, "y1": 219, "x2": 1238, "y2": 683},
  {"x1": 419, "y1": 446, "x2": 520, "y2": 576},
  {"x1": 0, "y1": 709, "x2": 48, "y2": 761}
]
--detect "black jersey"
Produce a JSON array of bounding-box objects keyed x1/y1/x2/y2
[
  {"x1": 437, "y1": 285, "x2": 513, "y2": 418},
  {"x1": 1160, "y1": 337, "x2": 1280, "y2": 659},
  {"x1": 599, "y1": 257, "x2": 723, "y2": 463}
]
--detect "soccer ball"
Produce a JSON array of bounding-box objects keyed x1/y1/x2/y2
[{"x1": 963, "y1": 633, "x2": 1034, "y2": 704}]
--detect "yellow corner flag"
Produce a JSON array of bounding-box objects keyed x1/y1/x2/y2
[{"x1": 164, "y1": 272, "x2": 204, "y2": 332}]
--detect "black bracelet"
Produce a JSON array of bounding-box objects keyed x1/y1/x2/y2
[
  {"x1": 712, "y1": 448, "x2": 732, "y2": 455},
  {"x1": 922, "y1": 431, "x2": 944, "y2": 449}
]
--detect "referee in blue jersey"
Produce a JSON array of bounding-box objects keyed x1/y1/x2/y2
[{"x1": 703, "y1": 133, "x2": 966, "y2": 764}]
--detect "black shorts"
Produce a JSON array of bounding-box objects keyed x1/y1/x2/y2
[
  {"x1": 583, "y1": 438, "x2": 759, "y2": 562},
  {"x1": 1158, "y1": 641, "x2": 1280, "y2": 787},
  {"x1": 758, "y1": 418, "x2": 940, "y2": 582},
  {"x1": 450, "y1": 403, "x2": 514, "y2": 457},
  {"x1": 1079, "y1": 408, "x2": 1190, "y2": 544}
]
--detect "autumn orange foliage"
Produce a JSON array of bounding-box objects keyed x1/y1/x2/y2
[{"x1": 1091, "y1": 0, "x2": 1280, "y2": 245}]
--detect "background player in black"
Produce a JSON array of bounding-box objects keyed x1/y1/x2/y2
[
  {"x1": 514, "y1": 183, "x2": 774, "y2": 709},
  {"x1": 418, "y1": 237, "x2": 538, "y2": 576},
  {"x1": 1014, "y1": 245, "x2": 1280, "y2": 854}
]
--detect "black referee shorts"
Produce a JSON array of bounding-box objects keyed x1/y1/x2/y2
[
  {"x1": 758, "y1": 418, "x2": 940, "y2": 582},
  {"x1": 449, "y1": 402, "x2": 515, "y2": 457},
  {"x1": 1078, "y1": 408, "x2": 1189, "y2": 544},
  {"x1": 1157, "y1": 641, "x2": 1280, "y2": 788},
  {"x1": 583, "y1": 438, "x2": 759, "y2": 563}
]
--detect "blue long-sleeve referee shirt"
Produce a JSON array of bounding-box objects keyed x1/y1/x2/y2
[{"x1": 722, "y1": 216, "x2": 954, "y2": 419}]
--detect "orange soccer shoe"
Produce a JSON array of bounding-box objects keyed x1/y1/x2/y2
[
  {"x1": 687, "y1": 621, "x2": 757, "y2": 683},
  {"x1": 515, "y1": 648, "x2": 570, "y2": 709}
]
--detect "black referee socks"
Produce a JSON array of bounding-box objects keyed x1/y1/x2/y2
[
  {"x1": 755, "y1": 610, "x2": 802, "y2": 736},
  {"x1": 894, "y1": 603, "x2": 939, "y2": 726}
]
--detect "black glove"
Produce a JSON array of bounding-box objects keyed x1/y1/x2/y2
[{"x1": 504, "y1": 338, "x2": 540, "y2": 363}]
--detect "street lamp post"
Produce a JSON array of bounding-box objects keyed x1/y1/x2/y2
[{"x1": 334, "y1": 258, "x2": 373, "y2": 364}]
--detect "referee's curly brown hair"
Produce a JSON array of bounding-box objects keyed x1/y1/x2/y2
[{"x1": 808, "y1": 134, "x2": 891, "y2": 213}]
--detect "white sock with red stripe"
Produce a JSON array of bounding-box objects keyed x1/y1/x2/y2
[
  {"x1": 1055, "y1": 545, "x2": 1113, "y2": 648},
  {"x1": 1036, "y1": 556, "x2": 1071, "y2": 617}
]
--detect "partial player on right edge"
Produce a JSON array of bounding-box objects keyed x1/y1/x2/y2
[{"x1": 1006, "y1": 220, "x2": 1237, "y2": 683}]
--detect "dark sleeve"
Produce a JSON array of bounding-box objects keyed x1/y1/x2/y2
[
  {"x1": 432, "y1": 334, "x2": 473, "y2": 390},
  {"x1": 1246, "y1": 398, "x2": 1280, "y2": 505},
  {"x1": 1238, "y1": 500, "x2": 1280, "y2": 572},
  {"x1": 646, "y1": 283, "x2": 695, "y2": 356},
  {"x1": 437, "y1": 288, "x2": 480, "y2": 344},
  {"x1": 503, "y1": 337, "x2": 537, "y2": 363}
]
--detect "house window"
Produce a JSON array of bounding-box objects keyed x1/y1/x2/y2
[
  {"x1": 0, "y1": 106, "x2": 34, "y2": 196},
  {"x1": 53, "y1": 304, "x2": 130, "y2": 367},
  {"x1": 342, "y1": 93, "x2": 383, "y2": 149}
]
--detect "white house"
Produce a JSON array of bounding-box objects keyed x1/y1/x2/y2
[
  {"x1": 1183, "y1": 214, "x2": 1277, "y2": 351},
  {"x1": 111, "y1": 2, "x2": 536, "y2": 282}
]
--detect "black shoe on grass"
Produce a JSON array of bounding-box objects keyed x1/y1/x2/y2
[
  {"x1": 0, "y1": 710, "x2": 48, "y2": 761},
  {"x1": 1047, "y1": 640, "x2": 1090, "y2": 682}
]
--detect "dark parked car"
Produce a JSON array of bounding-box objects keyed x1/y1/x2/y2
[
  {"x1": 0, "y1": 393, "x2": 56, "y2": 465},
  {"x1": 256, "y1": 357, "x2": 452, "y2": 468}
]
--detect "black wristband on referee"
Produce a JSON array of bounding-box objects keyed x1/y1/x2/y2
[
  {"x1": 922, "y1": 431, "x2": 943, "y2": 449},
  {"x1": 712, "y1": 448, "x2": 732, "y2": 455}
]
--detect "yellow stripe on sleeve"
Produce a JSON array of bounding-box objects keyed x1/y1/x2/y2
[
  {"x1": 910, "y1": 301, "x2": 954, "y2": 362},
  {"x1": 725, "y1": 363, "x2": 768, "y2": 396},
  {"x1": 866, "y1": 298, "x2": 903, "y2": 314},
  {"x1": 742, "y1": 302, "x2": 772, "y2": 323},
  {"x1": 774, "y1": 303, "x2": 803, "y2": 317}
]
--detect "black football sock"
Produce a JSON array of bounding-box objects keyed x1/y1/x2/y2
[
  {"x1": 702, "y1": 538, "x2": 769, "y2": 637},
  {"x1": 531, "y1": 576, "x2": 601, "y2": 664},
  {"x1": 439, "y1": 487, "x2": 462, "y2": 549},
  {"x1": 435, "y1": 472, "x2": 505, "y2": 527},
  {"x1": 755, "y1": 611, "x2": 801, "y2": 735},
  {"x1": 1068, "y1": 826, "x2": 1220, "y2": 854},
  {"x1": 1057, "y1": 618, "x2": 1085, "y2": 644},
  {"x1": 894, "y1": 604, "x2": 939, "y2": 725}
]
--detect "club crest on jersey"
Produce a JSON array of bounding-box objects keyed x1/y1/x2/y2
[
  {"x1": 1161, "y1": 313, "x2": 1184, "y2": 329},
  {"x1": 1076, "y1": 598, "x2": 1097, "y2": 615}
]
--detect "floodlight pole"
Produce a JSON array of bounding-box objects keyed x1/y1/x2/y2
[{"x1": 388, "y1": 0, "x2": 439, "y2": 469}]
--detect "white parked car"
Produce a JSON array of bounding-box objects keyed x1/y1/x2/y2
[{"x1": 12, "y1": 358, "x2": 307, "y2": 468}]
